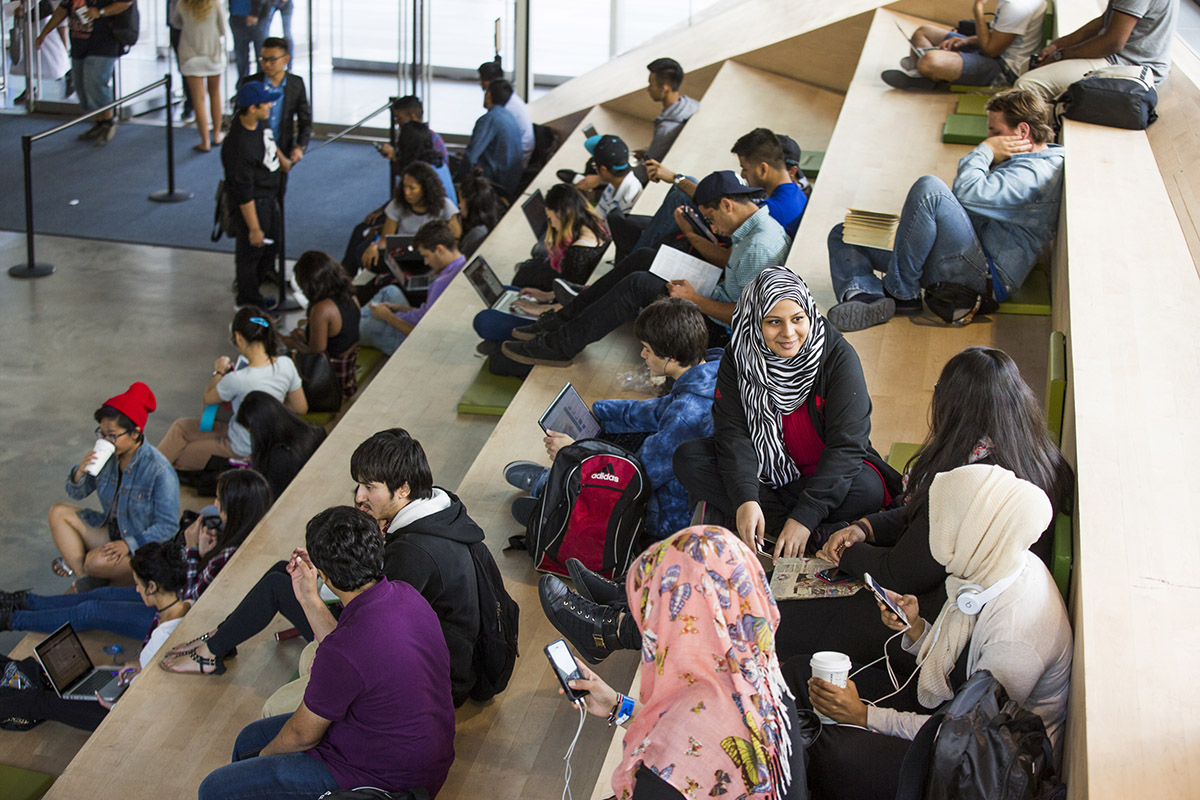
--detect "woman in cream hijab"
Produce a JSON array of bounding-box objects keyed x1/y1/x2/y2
[{"x1": 800, "y1": 463, "x2": 1072, "y2": 800}]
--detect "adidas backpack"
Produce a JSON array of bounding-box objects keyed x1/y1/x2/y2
[
  {"x1": 466, "y1": 541, "x2": 520, "y2": 703},
  {"x1": 510, "y1": 439, "x2": 649, "y2": 579}
]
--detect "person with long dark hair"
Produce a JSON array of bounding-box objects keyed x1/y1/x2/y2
[
  {"x1": 234, "y1": 392, "x2": 326, "y2": 498},
  {"x1": 349, "y1": 161, "x2": 461, "y2": 276},
  {"x1": 392, "y1": 120, "x2": 457, "y2": 204},
  {"x1": 158, "y1": 307, "x2": 307, "y2": 471},
  {"x1": 457, "y1": 170, "x2": 503, "y2": 251},
  {"x1": 6, "y1": 469, "x2": 269, "y2": 639},
  {"x1": 286, "y1": 251, "x2": 361, "y2": 400},
  {"x1": 0, "y1": 542, "x2": 191, "y2": 732}
]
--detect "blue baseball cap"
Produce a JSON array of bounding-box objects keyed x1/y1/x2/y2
[
  {"x1": 692, "y1": 170, "x2": 760, "y2": 206},
  {"x1": 236, "y1": 80, "x2": 283, "y2": 108}
]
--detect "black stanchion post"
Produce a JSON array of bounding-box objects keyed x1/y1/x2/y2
[
  {"x1": 9, "y1": 134, "x2": 54, "y2": 278},
  {"x1": 150, "y1": 72, "x2": 193, "y2": 203}
]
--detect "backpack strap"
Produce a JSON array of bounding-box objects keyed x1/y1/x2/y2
[{"x1": 894, "y1": 711, "x2": 944, "y2": 800}]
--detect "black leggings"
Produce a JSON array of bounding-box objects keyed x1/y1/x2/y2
[{"x1": 206, "y1": 561, "x2": 318, "y2": 659}]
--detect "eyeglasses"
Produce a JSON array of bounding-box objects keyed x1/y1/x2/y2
[
  {"x1": 95, "y1": 427, "x2": 132, "y2": 443},
  {"x1": 259, "y1": 55, "x2": 287, "y2": 64}
]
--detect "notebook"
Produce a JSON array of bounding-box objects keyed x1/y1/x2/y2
[
  {"x1": 33, "y1": 623, "x2": 125, "y2": 703},
  {"x1": 648, "y1": 246, "x2": 723, "y2": 297},
  {"x1": 463, "y1": 256, "x2": 537, "y2": 318}
]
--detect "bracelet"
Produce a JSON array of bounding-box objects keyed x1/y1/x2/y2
[{"x1": 607, "y1": 693, "x2": 635, "y2": 727}]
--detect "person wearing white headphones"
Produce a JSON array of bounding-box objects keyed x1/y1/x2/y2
[{"x1": 800, "y1": 463, "x2": 1073, "y2": 800}]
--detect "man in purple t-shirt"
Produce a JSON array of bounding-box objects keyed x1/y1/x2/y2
[
  {"x1": 198, "y1": 506, "x2": 456, "y2": 800},
  {"x1": 359, "y1": 219, "x2": 467, "y2": 355}
]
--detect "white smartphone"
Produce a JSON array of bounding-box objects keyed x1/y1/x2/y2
[{"x1": 863, "y1": 572, "x2": 910, "y2": 630}]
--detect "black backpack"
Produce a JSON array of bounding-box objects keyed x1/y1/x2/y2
[
  {"x1": 896, "y1": 670, "x2": 1066, "y2": 800},
  {"x1": 923, "y1": 281, "x2": 998, "y2": 325},
  {"x1": 466, "y1": 541, "x2": 520, "y2": 702},
  {"x1": 1057, "y1": 65, "x2": 1158, "y2": 130},
  {"x1": 507, "y1": 439, "x2": 648, "y2": 580},
  {"x1": 104, "y1": 0, "x2": 139, "y2": 51}
]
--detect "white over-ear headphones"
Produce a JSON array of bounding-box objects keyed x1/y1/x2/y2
[{"x1": 956, "y1": 563, "x2": 1025, "y2": 616}]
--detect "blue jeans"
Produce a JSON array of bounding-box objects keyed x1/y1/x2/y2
[
  {"x1": 633, "y1": 186, "x2": 695, "y2": 251},
  {"x1": 472, "y1": 284, "x2": 525, "y2": 342},
  {"x1": 198, "y1": 715, "x2": 339, "y2": 800},
  {"x1": 230, "y1": 14, "x2": 270, "y2": 84},
  {"x1": 13, "y1": 586, "x2": 156, "y2": 640},
  {"x1": 267, "y1": 0, "x2": 294, "y2": 58},
  {"x1": 73, "y1": 55, "x2": 117, "y2": 113},
  {"x1": 359, "y1": 285, "x2": 409, "y2": 355},
  {"x1": 827, "y1": 175, "x2": 989, "y2": 302}
]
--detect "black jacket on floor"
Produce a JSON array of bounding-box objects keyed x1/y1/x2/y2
[{"x1": 384, "y1": 489, "x2": 483, "y2": 706}]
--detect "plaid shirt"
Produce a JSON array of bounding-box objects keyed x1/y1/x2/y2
[
  {"x1": 329, "y1": 344, "x2": 359, "y2": 400},
  {"x1": 184, "y1": 545, "x2": 238, "y2": 602}
]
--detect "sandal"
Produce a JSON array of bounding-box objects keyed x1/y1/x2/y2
[
  {"x1": 51, "y1": 557, "x2": 75, "y2": 578},
  {"x1": 168, "y1": 631, "x2": 212, "y2": 655},
  {"x1": 160, "y1": 648, "x2": 224, "y2": 675}
]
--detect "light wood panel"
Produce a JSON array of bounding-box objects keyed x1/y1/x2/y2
[
  {"x1": 1147, "y1": 42, "x2": 1200, "y2": 279},
  {"x1": 783, "y1": 8, "x2": 1051, "y2": 453}
]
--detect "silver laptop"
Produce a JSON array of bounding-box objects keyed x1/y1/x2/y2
[
  {"x1": 463, "y1": 256, "x2": 536, "y2": 318},
  {"x1": 34, "y1": 623, "x2": 125, "y2": 703}
]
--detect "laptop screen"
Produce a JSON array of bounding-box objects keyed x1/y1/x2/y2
[
  {"x1": 522, "y1": 190, "x2": 548, "y2": 239},
  {"x1": 35, "y1": 624, "x2": 93, "y2": 693},
  {"x1": 464, "y1": 257, "x2": 505, "y2": 307}
]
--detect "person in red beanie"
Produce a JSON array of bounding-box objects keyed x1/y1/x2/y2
[{"x1": 49, "y1": 382, "x2": 181, "y2": 588}]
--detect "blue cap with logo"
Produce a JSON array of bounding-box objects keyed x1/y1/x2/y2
[{"x1": 236, "y1": 80, "x2": 283, "y2": 109}]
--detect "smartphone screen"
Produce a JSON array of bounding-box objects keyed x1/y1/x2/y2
[
  {"x1": 863, "y1": 572, "x2": 910, "y2": 629},
  {"x1": 545, "y1": 638, "x2": 588, "y2": 701}
]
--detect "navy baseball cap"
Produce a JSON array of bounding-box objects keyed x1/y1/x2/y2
[
  {"x1": 237, "y1": 80, "x2": 283, "y2": 108},
  {"x1": 585, "y1": 134, "x2": 630, "y2": 172},
  {"x1": 692, "y1": 170, "x2": 759, "y2": 206},
  {"x1": 777, "y1": 134, "x2": 801, "y2": 167}
]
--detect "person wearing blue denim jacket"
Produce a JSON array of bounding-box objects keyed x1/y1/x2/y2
[
  {"x1": 460, "y1": 80, "x2": 524, "y2": 197},
  {"x1": 827, "y1": 88, "x2": 1064, "y2": 333},
  {"x1": 504, "y1": 300, "x2": 720, "y2": 540},
  {"x1": 50, "y1": 382, "x2": 180, "y2": 585}
]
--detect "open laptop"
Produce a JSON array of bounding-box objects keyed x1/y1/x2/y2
[
  {"x1": 521, "y1": 190, "x2": 548, "y2": 239},
  {"x1": 34, "y1": 623, "x2": 125, "y2": 703},
  {"x1": 539, "y1": 383, "x2": 648, "y2": 452},
  {"x1": 463, "y1": 256, "x2": 537, "y2": 318},
  {"x1": 382, "y1": 234, "x2": 418, "y2": 280}
]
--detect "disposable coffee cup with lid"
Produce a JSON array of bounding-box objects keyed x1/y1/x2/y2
[
  {"x1": 810, "y1": 651, "x2": 852, "y2": 724},
  {"x1": 86, "y1": 438, "x2": 116, "y2": 476}
]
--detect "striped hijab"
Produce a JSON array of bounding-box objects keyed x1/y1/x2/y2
[{"x1": 729, "y1": 266, "x2": 827, "y2": 488}]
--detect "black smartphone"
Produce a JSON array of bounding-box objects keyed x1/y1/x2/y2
[
  {"x1": 581, "y1": 123, "x2": 598, "y2": 139},
  {"x1": 814, "y1": 567, "x2": 854, "y2": 585},
  {"x1": 545, "y1": 638, "x2": 588, "y2": 701}
]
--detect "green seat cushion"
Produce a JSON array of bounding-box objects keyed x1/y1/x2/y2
[
  {"x1": 1045, "y1": 330, "x2": 1067, "y2": 447},
  {"x1": 301, "y1": 412, "x2": 336, "y2": 427},
  {"x1": 997, "y1": 269, "x2": 1051, "y2": 316},
  {"x1": 1052, "y1": 511, "x2": 1071, "y2": 601},
  {"x1": 950, "y1": 84, "x2": 1002, "y2": 94},
  {"x1": 798, "y1": 150, "x2": 825, "y2": 179},
  {"x1": 942, "y1": 113, "x2": 989, "y2": 145},
  {"x1": 354, "y1": 347, "x2": 386, "y2": 384},
  {"x1": 955, "y1": 93, "x2": 991, "y2": 116},
  {"x1": 887, "y1": 441, "x2": 922, "y2": 473},
  {"x1": 0, "y1": 766, "x2": 54, "y2": 800},
  {"x1": 457, "y1": 363, "x2": 524, "y2": 416}
]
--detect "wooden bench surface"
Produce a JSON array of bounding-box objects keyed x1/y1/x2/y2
[
  {"x1": 35, "y1": 109, "x2": 650, "y2": 800},
  {"x1": 786, "y1": 8, "x2": 1052, "y2": 453}
]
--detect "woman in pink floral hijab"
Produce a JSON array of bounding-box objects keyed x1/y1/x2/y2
[{"x1": 566, "y1": 525, "x2": 794, "y2": 800}]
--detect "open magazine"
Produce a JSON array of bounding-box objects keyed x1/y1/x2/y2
[{"x1": 769, "y1": 557, "x2": 863, "y2": 600}]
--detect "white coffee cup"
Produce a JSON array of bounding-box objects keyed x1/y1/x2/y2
[
  {"x1": 810, "y1": 651, "x2": 852, "y2": 724},
  {"x1": 86, "y1": 439, "x2": 116, "y2": 476}
]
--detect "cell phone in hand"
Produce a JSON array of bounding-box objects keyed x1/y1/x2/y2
[
  {"x1": 581, "y1": 123, "x2": 598, "y2": 139},
  {"x1": 863, "y1": 572, "x2": 910, "y2": 629},
  {"x1": 815, "y1": 567, "x2": 854, "y2": 585},
  {"x1": 545, "y1": 638, "x2": 589, "y2": 702}
]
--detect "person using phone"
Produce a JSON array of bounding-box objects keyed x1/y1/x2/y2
[
  {"x1": 544, "y1": 525, "x2": 797, "y2": 800},
  {"x1": 794, "y1": 464, "x2": 1072, "y2": 799},
  {"x1": 0, "y1": 542, "x2": 191, "y2": 732}
]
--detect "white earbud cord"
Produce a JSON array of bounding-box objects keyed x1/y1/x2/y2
[{"x1": 562, "y1": 698, "x2": 587, "y2": 800}]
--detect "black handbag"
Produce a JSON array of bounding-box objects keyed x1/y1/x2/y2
[
  {"x1": 923, "y1": 281, "x2": 998, "y2": 325},
  {"x1": 294, "y1": 352, "x2": 342, "y2": 413},
  {"x1": 1057, "y1": 65, "x2": 1158, "y2": 130}
]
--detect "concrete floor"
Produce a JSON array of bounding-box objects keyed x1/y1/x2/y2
[{"x1": 0, "y1": 231, "x2": 265, "y2": 652}]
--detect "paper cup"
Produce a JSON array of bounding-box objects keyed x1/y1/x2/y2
[
  {"x1": 810, "y1": 651, "x2": 852, "y2": 724},
  {"x1": 86, "y1": 439, "x2": 116, "y2": 476}
]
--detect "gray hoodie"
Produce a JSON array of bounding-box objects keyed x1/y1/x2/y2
[{"x1": 645, "y1": 94, "x2": 701, "y2": 163}]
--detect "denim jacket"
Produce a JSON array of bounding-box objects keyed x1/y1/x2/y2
[
  {"x1": 594, "y1": 348, "x2": 722, "y2": 540},
  {"x1": 953, "y1": 143, "x2": 1064, "y2": 292},
  {"x1": 463, "y1": 104, "x2": 525, "y2": 196},
  {"x1": 66, "y1": 442, "x2": 180, "y2": 552}
]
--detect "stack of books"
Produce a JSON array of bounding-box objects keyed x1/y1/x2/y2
[{"x1": 842, "y1": 209, "x2": 900, "y2": 250}]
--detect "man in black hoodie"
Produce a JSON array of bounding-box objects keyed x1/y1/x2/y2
[{"x1": 160, "y1": 429, "x2": 485, "y2": 707}]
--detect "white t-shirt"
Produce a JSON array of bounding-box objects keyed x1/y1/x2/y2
[
  {"x1": 216, "y1": 357, "x2": 303, "y2": 456},
  {"x1": 383, "y1": 196, "x2": 459, "y2": 236},
  {"x1": 595, "y1": 171, "x2": 643, "y2": 218},
  {"x1": 993, "y1": 0, "x2": 1047, "y2": 76},
  {"x1": 139, "y1": 617, "x2": 183, "y2": 669}
]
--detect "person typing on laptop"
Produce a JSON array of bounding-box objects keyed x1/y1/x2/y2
[
  {"x1": 502, "y1": 299, "x2": 721, "y2": 540},
  {"x1": 0, "y1": 543, "x2": 189, "y2": 732}
]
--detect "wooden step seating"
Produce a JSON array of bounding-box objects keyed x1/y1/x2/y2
[
  {"x1": 785, "y1": 7, "x2": 1051, "y2": 460},
  {"x1": 1053, "y1": 0, "x2": 1200, "y2": 792},
  {"x1": 31, "y1": 110, "x2": 653, "y2": 800},
  {"x1": 0, "y1": 629, "x2": 141, "y2": 777}
]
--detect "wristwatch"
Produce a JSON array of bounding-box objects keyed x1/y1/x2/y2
[
  {"x1": 672, "y1": 173, "x2": 684, "y2": 188},
  {"x1": 99, "y1": 7, "x2": 106, "y2": 16}
]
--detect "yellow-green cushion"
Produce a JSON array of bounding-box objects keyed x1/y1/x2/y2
[
  {"x1": 1052, "y1": 511, "x2": 1071, "y2": 600},
  {"x1": 942, "y1": 113, "x2": 989, "y2": 145},
  {"x1": 955, "y1": 94, "x2": 990, "y2": 116},
  {"x1": 354, "y1": 347, "x2": 386, "y2": 384},
  {"x1": 950, "y1": 84, "x2": 1002, "y2": 94},
  {"x1": 0, "y1": 766, "x2": 54, "y2": 800},
  {"x1": 887, "y1": 441, "x2": 922, "y2": 473},
  {"x1": 799, "y1": 150, "x2": 825, "y2": 179},
  {"x1": 997, "y1": 269, "x2": 1051, "y2": 316},
  {"x1": 457, "y1": 363, "x2": 524, "y2": 416},
  {"x1": 1045, "y1": 331, "x2": 1066, "y2": 447}
]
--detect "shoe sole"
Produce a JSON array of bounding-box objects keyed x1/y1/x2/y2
[
  {"x1": 827, "y1": 297, "x2": 896, "y2": 332},
  {"x1": 501, "y1": 341, "x2": 571, "y2": 367},
  {"x1": 510, "y1": 327, "x2": 538, "y2": 342},
  {"x1": 881, "y1": 70, "x2": 938, "y2": 91}
]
